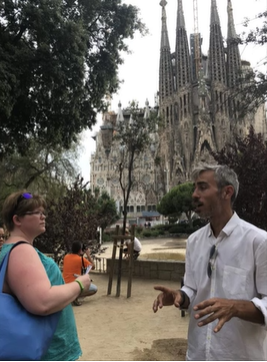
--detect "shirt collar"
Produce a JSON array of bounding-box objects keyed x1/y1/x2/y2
[{"x1": 208, "y1": 212, "x2": 239, "y2": 237}]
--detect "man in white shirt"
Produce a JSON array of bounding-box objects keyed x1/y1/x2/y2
[
  {"x1": 123, "y1": 228, "x2": 142, "y2": 260},
  {"x1": 153, "y1": 164, "x2": 267, "y2": 360}
]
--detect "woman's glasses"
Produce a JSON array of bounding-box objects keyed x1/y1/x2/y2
[{"x1": 207, "y1": 244, "x2": 216, "y2": 278}]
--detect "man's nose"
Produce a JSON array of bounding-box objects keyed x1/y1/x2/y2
[{"x1": 192, "y1": 188, "x2": 198, "y2": 199}]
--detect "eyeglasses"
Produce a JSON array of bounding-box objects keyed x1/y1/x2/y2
[
  {"x1": 14, "y1": 193, "x2": 33, "y2": 214},
  {"x1": 24, "y1": 211, "x2": 46, "y2": 217},
  {"x1": 207, "y1": 244, "x2": 216, "y2": 278},
  {"x1": 0, "y1": 235, "x2": 5, "y2": 239}
]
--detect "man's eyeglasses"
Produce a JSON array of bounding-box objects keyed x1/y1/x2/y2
[
  {"x1": 24, "y1": 211, "x2": 46, "y2": 217},
  {"x1": 207, "y1": 244, "x2": 216, "y2": 278},
  {"x1": 0, "y1": 234, "x2": 5, "y2": 239}
]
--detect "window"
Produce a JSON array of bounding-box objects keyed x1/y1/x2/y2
[{"x1": 127, "y1": 206, "x2": 134, "y2": 213}]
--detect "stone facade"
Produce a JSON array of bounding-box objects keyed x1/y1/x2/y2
[
  {"x1": 89, "y1": 0, "x2": 266, "y2": 221},
  {"x1": 158, "y1": 0, "x2": 267, "y2": 188}
]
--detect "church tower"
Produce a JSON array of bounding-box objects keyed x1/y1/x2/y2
[
  {"x1": 226, "y1": 0, "x2": 243, "y2": 133},
  {"x1": 157, "y1": 0, "x2": 266, "y2": 186},
  {"x1": 208, "y1": 0, "x2": 229, "y2": 150},
  {"x1": 174, "y1": 0, "x2": 194, "y2": 179},
  {"x1": 158, "y1": 0, "x2": 174, "y2": 186}
]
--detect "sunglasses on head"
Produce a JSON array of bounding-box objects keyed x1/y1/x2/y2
[{"x1": 14, "y1": 192, "x2": 33, "y2": 214}]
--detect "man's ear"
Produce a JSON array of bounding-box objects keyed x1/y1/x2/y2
[{"x1": 223, "y1": 185, "x2": 234, "y2": 200}]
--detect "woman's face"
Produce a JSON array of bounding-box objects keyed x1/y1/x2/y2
[{"x1": 18, "y1": 208, "x2": 46, "y2": 238}]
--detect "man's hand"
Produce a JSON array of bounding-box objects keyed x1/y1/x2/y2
[
  {"x1": 153, "y1": 286, "x2": 184, "y2": 312},
  {"x1": 194, "y1": 298, "x2": 235, "y2": 333}
]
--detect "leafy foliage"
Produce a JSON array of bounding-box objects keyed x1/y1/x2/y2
[
  {"x1": 0, "y1": 0, "x2": 146, "y2": 157},
  {"x1": 35, "y1": 176, "x2": 119, "y2": 263},
  {"x1": 0, "y1": 139, "x2": 79, "y2": 216},
  {"x1": 237, "y1": 10, "x2": 267, "y2": 115},
  {"x1": 157, "y1": 183, "x2": 195, "y2": 226},
  {"x1": 212, "y1": 126, "x2": 267, "y2": 230}
]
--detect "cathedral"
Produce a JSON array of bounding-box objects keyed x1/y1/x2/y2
[
  {"x1": 90, "y1": 0, "x2": 266, "y2": 224},
  {"x1": 158, "y1": 0, "x2": 266, "y2": 186}
]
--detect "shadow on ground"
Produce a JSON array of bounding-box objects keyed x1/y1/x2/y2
[{"x1": 132, "y1": 338, "x2": 187, "y2": 361}]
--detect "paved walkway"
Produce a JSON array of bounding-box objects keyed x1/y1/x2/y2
[{"x1": 98, "y1": 237, "x2": 187, "y2": 259}]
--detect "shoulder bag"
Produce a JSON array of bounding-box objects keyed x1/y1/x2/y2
[{"x1": 0, "y1": 241, "x2": 61, "y2": 361}]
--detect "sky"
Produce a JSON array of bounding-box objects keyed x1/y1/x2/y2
[{"x1": 78, "y1": 0, "x2": 267, "y2": 182}]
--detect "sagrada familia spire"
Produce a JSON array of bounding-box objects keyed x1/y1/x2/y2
[{"x1": 158, "y1": 0, "x2": 266, "y2": 187}]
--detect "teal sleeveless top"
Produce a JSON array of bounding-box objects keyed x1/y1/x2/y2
[{"x1": 0, "y1": 244, "x2": 82, "y2": 361}]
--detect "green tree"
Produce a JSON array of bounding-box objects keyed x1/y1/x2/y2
[
  {"x1": 96, "y1": 190, "x2": 120, "y2": 231},
  {"x1": 157, "y1": 183, "x2": 195, "y2": 227},
  {"x1": 0, "y1": 138, "x2": 79, "y2": 210},
  {"x1": 35, "y1": 176, "x2": 119, "y2": 263},
  {"x1": 114, "y1": 101, "x2": 159, "y2": 233},
  {"x1": 0, "y1": 0, "x2": 146, "y2": 157},
  {"x1": 212, "y1": 126, "x2": 267, "y2": 230},
  {"x1": 236, "y1": 10, "x2": 267, "y2": 115}
]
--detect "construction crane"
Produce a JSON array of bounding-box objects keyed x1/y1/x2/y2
[{"x1": 193, "y1": 0, "x2": 201, "y2": 80}]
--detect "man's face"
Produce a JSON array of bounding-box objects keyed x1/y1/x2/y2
[
  {"x1": 0, "y1": 228, "x2": 5, "y2": 247},
  {"x1": 192, "y1": 170, "x2": 225, "y2": 219}
]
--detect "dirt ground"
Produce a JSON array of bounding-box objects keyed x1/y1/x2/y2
[
  {"x1": 74, "y1": 238, "x2": 188, "y2": 361},
  {"x1": 75, "y1": 274, "x2": 189, "y2": 361}
]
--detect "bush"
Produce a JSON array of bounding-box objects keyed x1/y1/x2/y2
[
  {"x1": 102, "y1": 233, "x2": 112, "y2": 242},
  {"x1": 157, "y1": 229, "x2": 165, "y2": 235},
  {"x1": 151, "y1": 230, "x2": 159, "y2": 237},
  {"x1": 163, "y1": 224, "x2": 172, "y2": 231},
  {"x1": 142, "y1": 230, "x2": 152, "y2": 237}
]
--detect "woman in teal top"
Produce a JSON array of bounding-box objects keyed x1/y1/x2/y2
[{"x1": 0, "y1": 191, "x2": 92, "y2": 360}]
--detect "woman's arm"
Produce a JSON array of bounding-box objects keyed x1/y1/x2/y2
[{"x1": 4, "y1": 244, "x2": 91, "y2": 315}]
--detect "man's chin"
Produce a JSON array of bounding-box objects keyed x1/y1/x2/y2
[{"x1": 195, "y1": 210, "x2": 209, "y2": 219}]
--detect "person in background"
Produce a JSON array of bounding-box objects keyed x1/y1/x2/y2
[
  {"x1": 0, "y1": 226, "x2": 5, "y2": 250},
  {"x1": 123, "y1": 228, "x2": 142, "y2": 260},
  {"x1": 0, "y1": 191, "x2": 91, "y2": 361},
  {"x1": 63, "y1": 241, "x2": 98, "y2": 306},
  {"x1": 153, "y1": 164, "x2": 267, "y2": 360}
]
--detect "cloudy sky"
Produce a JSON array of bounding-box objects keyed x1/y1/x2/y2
[{"x1": 78, "y1": 0, "x2": 267, "y2": 182}]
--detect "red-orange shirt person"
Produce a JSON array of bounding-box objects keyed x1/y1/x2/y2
[{"x1": 63, "y1": 241, "x2": 97, "y2": 306}]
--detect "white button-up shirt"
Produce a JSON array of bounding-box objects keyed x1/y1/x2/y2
[{"x1": 182, "y1": 212, "x2": 267, "y2": 360}]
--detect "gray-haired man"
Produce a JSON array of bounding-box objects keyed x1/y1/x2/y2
[{"x1": 153, "y1": 164, "x2": 267, "y2": 360}]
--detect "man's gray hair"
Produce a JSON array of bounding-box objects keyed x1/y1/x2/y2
[{"x1": 192, "y1": 164, "x2": 239, "y2": 204}]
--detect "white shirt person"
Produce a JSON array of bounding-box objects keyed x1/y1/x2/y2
[
  {"x1": 182, "y1": 212, "x2": 267, "y2": 360},
  {"x1": 153, "y1": 164, "x2": 267, "y2": 361}
]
